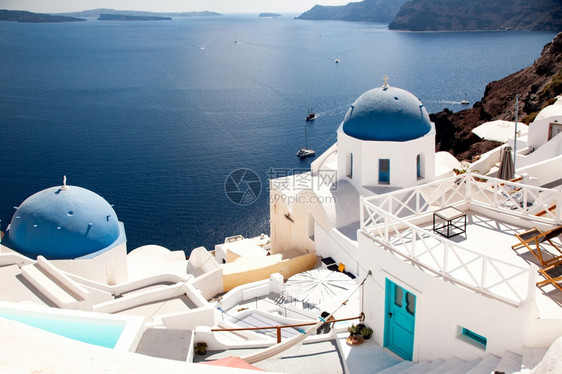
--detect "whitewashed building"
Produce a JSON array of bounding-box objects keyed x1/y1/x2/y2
[{"x1": 269, "y1": 81, "x2": 562, "y2": 362}]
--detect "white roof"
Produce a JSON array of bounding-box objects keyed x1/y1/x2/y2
[
  {"x1": 472, "y1": 120, "x2": 528, "y2": 143},
  {"x1": 536, "y1": 100, "x2": 562, "y2": 121}
]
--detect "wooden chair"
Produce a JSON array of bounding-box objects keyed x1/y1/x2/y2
[
  {"x1": 537, "y1": 263, "x2": 562, "y2": 292},
  {"x1": 512, "y1": 226, "x2": 562, "y2": 267}
]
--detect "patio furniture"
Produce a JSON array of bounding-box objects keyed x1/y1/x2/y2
[
  {"x1": 433, "y1": 206, "x2": 467, "y2": 238},
  {"x1": 512, "y1": 226, "x2": 562, "y2": 267},
  {"x1": 537, "y1": 263, "x2": 562, "y2": 292}
]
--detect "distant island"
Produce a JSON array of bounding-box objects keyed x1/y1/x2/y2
[
  {"x1": 295, "y1": 0, "x2": 407, "y2": 23},
  {"x1": 98, "y1": 14, "x2": 171, "y2": 21},
  {"x1": 259, "y1": 13, "x2": 281, "y2": 18},
  {"x1": 57, "y1": 9, "x2": 221, "y2": 19},
  {"x1": 297, "y1": 0, "x2": 562, "y2": 31},
  {"x1": 0, "y1": 9, "x2": 85, "y2": 23}
]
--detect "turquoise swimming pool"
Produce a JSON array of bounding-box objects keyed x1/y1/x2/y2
[{"x1": 0, "y1": 310, "x2": 126, "y2": 348}]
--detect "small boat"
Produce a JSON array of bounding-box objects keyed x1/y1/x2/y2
[
  {"x1": 335, "y1": 59, "x2": 340, "y2": 64},
  {"x1": 460, "y1": 99, "x2": 469, "y2": 105},
  {"x1": 297, "y1": 148, "x2": 315, "y2": 158},
  {"x1": 297, "y1": 120, "x2": 315, "y2": 158},
  {"x1": 305, "y1": 112, "x2": 317, "y2": 121}
]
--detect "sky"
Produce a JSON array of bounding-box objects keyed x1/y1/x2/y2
[{"x1": 0, "y1": 0, "x2": 349, "y2": 14}]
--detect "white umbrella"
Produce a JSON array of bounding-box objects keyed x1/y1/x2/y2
[
  {"x1": 285, "y1": 269, "x2": 356, "y2": 306},
  {"x1": 472, "y1": 120, "x2": 528, "y2": 143}
]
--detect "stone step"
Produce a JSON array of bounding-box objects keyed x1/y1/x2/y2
[
  {"x1": 493, "y1": 351, "x2": 522, "y2": 374},
  {"x1": 396, "y1": 360, "x2": 444, "y2": 374},
  {"x1": 214, "y1": 330, "x2": 248, "y2": 344},
  {"x1": 520, "y1": 346, "x2": 548, "y2": 373},
  {"x1": 465, "y1": 354, "x2": 501, "y2": 374},
  {"x1": 442, "y1": 358, "x2": 482, "y2": 374},
  {"x1": 21, "y1": 263, "x2": 80, "y2": 305},
  {"x1": 376, "y1": 360, "x2": 415, "y2": 374},
  {"x1": 425, "y1": 357, "x2": 466, "y2": 374}
]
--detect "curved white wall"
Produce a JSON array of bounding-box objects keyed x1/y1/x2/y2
[{"x1": 337, "y1": 127, "x2": 436, "y2": 189}]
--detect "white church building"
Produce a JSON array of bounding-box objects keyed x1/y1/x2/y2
[{"x1": 269, "y1": 79, "x2": 562, "y2": 362}]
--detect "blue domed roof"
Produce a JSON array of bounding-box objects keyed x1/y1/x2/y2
[
  {"x1": 342, "y1": 85, "x2": 432, "y2": 141},
  {"x1": 4, "y1": 184, "x2": 121, "y2": 259}
]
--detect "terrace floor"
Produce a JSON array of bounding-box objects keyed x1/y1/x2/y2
[{"x1": 382, "y1": 210, "x2": 562, "y2": 318}]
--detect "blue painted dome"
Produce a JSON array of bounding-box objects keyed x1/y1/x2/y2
[
  {"x1": 342, "y1": 85, "x2": 432, "y2": 141},
  {"x1": 4, "y1": 185, "x2": 121, "y2": 259}
]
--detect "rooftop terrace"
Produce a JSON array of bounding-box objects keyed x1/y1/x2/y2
[{"x1": 361, "y1": 172, "x2": 562, "y2": 314}]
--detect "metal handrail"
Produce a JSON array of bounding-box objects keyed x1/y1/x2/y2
[{"x1": 212, "y1": 315, "x2": 362, "y2": 343}]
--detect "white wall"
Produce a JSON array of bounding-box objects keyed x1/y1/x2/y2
[
  {"x1": 516, "y1": 153, "x2": 562, "y2": 187},
  {"x1": 157, "y1": 305, "x2": 216, "y2": 330},
  {"x1": 527, "y1": 111, "x2": 562, "y2": 150},
  {"x1": 337, "y1": 129, "x2": 436, "y2": 190},
  {"x1": 269, "y1": 182, "x2": 334, "y2": 255},
  {"x1": 190, "y1": 267, "x2": 224, "y2": 300},
  {"x1": 314, "y1": 227, "x2": 360, "y2": 276},
  {"x1": 356, "y1": 232, "x2": 546, "y2": 362},
  {"x1": 52, "y1": 243, "x2": 128, "y2": 285}
]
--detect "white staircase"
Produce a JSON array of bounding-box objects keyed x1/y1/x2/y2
[
  {"x1": 21, "y1": 256, "x2": 92, "y2": 310},
  {"x1": 370, "y1": 346, "x2": 549, "y2": 374},
  {"x1": 519, "y1": 346, "x2": 549, "y2": 373}
]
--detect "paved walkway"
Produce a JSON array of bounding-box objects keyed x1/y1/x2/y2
[{"x1": 338, "y1": 333, "x2": 401, "y2": 374}]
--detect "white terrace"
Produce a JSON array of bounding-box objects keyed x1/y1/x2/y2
[{"x1": 361, "y1": 171, "x2": 562, "y2": 312}]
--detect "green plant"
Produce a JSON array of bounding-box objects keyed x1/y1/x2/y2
[
  {"x1": 359, "y1": 326, "x2": 373, "y2": 339},
  {"x1": 453, "y1": 167, "x2": 467, "y2": 175},
  {"x1": 194, "y1": 342, "x2": 207, "y2": 355},
  {"x1": 347, "y1": 324, "x2": 360, "y2": 335}
]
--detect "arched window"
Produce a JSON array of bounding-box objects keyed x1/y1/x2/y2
[
  {"x1": 379, "y1": 159, "x2": 390, "y2": 184},
  {"x1": 347, "y1": 153, "x2": 353, "y2": 179},
  {"x1": 416, "y1": 154, "x2": 423, "y2": 179}
]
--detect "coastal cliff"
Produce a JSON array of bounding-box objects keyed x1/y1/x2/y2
[
  {"x1": 390, "y1": 0, "x2": 562, "y2": 32},
  {"x1": 295, "y1": 0, "x2": 407, "y2": 23},
  {"x1": 432, "y1": 32, "x2": 562, "y2": 161},
  {"x1": 297, "y1": 0, "x2": 561, "y2": 31}
]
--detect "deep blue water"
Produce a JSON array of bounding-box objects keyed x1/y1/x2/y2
[{"x1": 0, "y1": 15, "x2": 556, "y2": 254}]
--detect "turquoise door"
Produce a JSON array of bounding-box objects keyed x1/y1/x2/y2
[{"x1": 384, "y1": 279, "x2": 416, "y2": 360}]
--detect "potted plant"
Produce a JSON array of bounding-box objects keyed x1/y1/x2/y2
[
  {"x1": 194, "y1": 342, "x2": 207, "y2": 355},
  {"x1": 347, "y1": 324, "x2": 360, "y2": 336},
  {"x1": 359, "y1": 326, "x2": 373, "y2": 340},
  {"x1": 346, "y1": 324, "x2": 365, "y2": 345}
]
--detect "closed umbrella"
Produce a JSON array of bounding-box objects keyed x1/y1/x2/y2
[{"x1": 498, "y1": 146, "x2": 515, "y2": 180}]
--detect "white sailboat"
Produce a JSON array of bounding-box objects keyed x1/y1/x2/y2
[{"x1": 297, "y1": 121, "x2": 315, "y2": 158}]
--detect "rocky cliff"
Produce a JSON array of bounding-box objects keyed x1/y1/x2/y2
[
  {"x1": 295, "y1": 0, "x2": 408, "y2": 23},
  {"x1": 431, "y1": 32, "x2": 562, "y2": 161},
  {"x1": 389, "y1": 0, "x2": 562, "y2": 32}
]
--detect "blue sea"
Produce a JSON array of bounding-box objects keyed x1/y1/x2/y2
[{"x1": 0, "y1": 15, "x2": 556, "y2": 254}]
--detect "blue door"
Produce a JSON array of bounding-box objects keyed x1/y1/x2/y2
[{"x1": 384, "y1": 279, "x2": 416, "y2": 360}]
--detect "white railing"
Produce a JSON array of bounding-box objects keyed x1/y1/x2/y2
[
  {"x1": 362, "y1": 172, "x2": 561, "y2": 225},
  {"x1": 360, "y1": 171, "x2": 562, "y2": 306},
  {"x1": 362, "y1": 203, "x2": 531, "y2": 305},
  {"x1": 466, "y1": 174, "x2": 561, "y2": 222}
]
